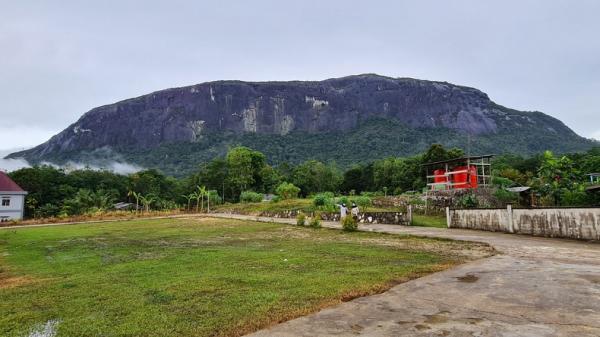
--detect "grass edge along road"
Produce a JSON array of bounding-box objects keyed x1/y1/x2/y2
[{"x1": 0, "y1": 217, "x2": 492, "y2": 337}]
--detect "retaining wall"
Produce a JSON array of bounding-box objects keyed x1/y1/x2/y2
[
  {"x1": 258, "y1": 209, "x2": 412, "y2": 226},
  {"x1": 448, "y1": 206, "x2": 600, "y2": 241}
]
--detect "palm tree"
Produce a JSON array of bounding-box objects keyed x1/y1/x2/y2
[
  {"x1": 197, "y1": 186, "x2": 207, "y2": 212},
  {"x1": 206, "y1": 190, "x2": 211, "y2": 213},
  {"x1": 127, "y1": 190, "x2": 140, "y2": 212}
]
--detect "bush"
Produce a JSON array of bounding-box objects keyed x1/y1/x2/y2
[
  {"x1": 208, "y1": 190, "x2": 223, "y2": 205},
  {"x1": 351, "y1": 195, "x2": 372, "y2": 208},
  {"x1": 360, "y1": 191, "x2": 383, "y2": 197},
  {"x1": 270, "y1": 195, "x2": 282, "y2": 203},
  {"x1": 275, "y1": 182, "x2": 301, "y2": 200},
  {"x1": 313, "y1": 193, "x2": 332, "y2": 207},
  {"x1": 457, "y1": 194, "x2": 478, "y2": 208},
  {"x1": 296, "y1": 213, "x2": 306, "y2": 226},
  {"x1": 335, "y1": 196, "x2": 349, "y2": 206},
  {"x1": 341, "y1": 215, "x2": 358, "y2": 232},
  {"x1": 494, "y1": 188, "x2": 518, "y2": 205},
  {"x1": 309, "y1": 212, "x2": 322, "y2": 228},
  {"x1": 561, "y1": 189, "x2": 590, "y2": 206},
  {"x1": 240, "y1": 191, "x2": 263, "y2": 203}
]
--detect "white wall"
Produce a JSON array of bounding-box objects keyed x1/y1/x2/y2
[
  {"x1": 0, "y1": 194, "x2": 25, "y2": 221},
  {"x1": 448, "y1": 206, "x2": 600, "y2": 241}
]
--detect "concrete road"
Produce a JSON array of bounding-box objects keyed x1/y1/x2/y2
[{"x1": 209, "y1": 213, "x2": 600, "y2": 337}]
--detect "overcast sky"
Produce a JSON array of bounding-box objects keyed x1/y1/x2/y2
[{"x1": 1, "y1": 0, "x2": 599, "y2": 152}]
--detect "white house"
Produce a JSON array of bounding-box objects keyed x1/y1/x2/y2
[{"x1": 0, "y1": 171, "x2": 27, "y2": 222}]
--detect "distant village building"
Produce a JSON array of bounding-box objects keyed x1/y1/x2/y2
[
  {"x1": 0, "y1": 172, "x2": 27, "y2": 221},
  {"x1": 423, "y1": 155, "x2": 493, "y2": 191}
]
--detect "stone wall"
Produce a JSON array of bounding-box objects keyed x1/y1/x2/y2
[
  {"x1": 448, "y1": 206, "x2": 600, "y2": 241},
  {"x1": 373, "y1": 188, "x2": 502, "y2": 216},
  {"x1": 258, "y1": 210, "x2": 412, "y2": 226},
  {"x1": 318, "y1": 211, "x2": 411, "y2": 226}
]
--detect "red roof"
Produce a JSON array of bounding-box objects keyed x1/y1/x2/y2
[{"x1": 0, "y1": 171, "x2": 25, "y2": 192}]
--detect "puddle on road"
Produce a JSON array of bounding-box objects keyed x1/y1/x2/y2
[{"x1": 456, "y1": 274, "x2": 479, "y2": 283}]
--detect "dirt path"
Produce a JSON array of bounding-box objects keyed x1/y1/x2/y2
[{"x1": 208, "y1": 213, "x2": 600, "y2": 337}]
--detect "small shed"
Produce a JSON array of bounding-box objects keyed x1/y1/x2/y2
[{"x1": 0, "y1": 171, "x2": 27, "y2": 221}]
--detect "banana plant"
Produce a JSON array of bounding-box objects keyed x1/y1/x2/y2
[
  {"x1": 139, "y1": 193, "x2": 157, "y2": 213},
  {"x1": 182, "y1": 194, "x2": 195, "y2": 211}
]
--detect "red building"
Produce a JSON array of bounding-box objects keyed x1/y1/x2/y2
[{"x1": 423, "y1": 155, "x2": 493, "y2": 191}]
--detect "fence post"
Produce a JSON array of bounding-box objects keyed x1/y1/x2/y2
[
  {"x1": 506, "y1": 204, "x2": 514, "y2": 233},
  {"x1": 407, "y1": 205, "x2": 413, "y2": 225},
  {"x1": 446, "y1": 207, "x2": 451, "y2": 228}
]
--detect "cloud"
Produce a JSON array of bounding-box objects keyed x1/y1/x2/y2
[
  {"x1": 40, "y1": 160, "x2": 143, "y2": 175},
  {"x1": 592, "y1": 129, "x2": 600, "y2": 141},
  {"x1": 2, "y1": 0, "x2": 600, "y2": 151},
  {"x1": 0, "y1": 149, "x2": 31, "y2": 172},
  {"x1": 0, "y1": 149, "x2": 142, "y2": 175}
]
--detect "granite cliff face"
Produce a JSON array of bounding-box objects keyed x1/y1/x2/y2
[{"x1": 9, "y1": 74, "x2": 594, "y2": 173}]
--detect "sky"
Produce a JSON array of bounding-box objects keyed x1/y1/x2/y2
[{"x1": 1, "y1": 0, "x2": 599, "y2": 154}]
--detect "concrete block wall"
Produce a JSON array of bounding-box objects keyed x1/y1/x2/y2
[{"x1": 448, "y1": 206, "x2": 600, "y2": 241}]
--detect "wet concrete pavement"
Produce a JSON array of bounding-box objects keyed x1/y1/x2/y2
[{"x1": 208, "y1": 213, "x2": 600, "y2": 337}]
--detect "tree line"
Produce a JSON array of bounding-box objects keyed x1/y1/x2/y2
[{"x1": 8, "y1": 144, "x2": 600, "y2": 218}]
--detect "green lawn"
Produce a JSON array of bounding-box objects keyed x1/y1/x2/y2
[
  {"x1": 412, "y1": 214, "x2": 448, "y2": 228},
  {"x1": 0, "y1": 217, "x2": 488, "y2": 337}
]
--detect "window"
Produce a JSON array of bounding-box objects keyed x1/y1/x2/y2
[{"x1": 1, "y1": 197, "x2": 10, "y2": 207}]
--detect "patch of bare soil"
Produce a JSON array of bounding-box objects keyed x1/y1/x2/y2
[{"x1": 0, "y1": 275, "x2": 33, "y2": 289}]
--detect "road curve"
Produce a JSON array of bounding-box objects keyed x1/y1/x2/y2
[{"x1": 207, "y1": 213, "x2": 600, "y2": 337}]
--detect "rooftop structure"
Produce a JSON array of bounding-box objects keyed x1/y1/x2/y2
[{"x1": 422, "y1": 155, "x2": 493, "y2": 191}]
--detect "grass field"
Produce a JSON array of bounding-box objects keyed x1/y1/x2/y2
[
  {"x1": 412, "y1": 214, "x2": 448, "y2": 228},
  {"x1": 0, "y1": 217, "x2": 491, "y2": 337}
]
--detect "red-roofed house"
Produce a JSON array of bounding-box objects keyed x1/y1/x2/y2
[{"x1": 0, "y1": 172, "x2": 27, "y2": 221}]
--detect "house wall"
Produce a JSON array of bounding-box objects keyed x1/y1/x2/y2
[
  {"x1": 448, "y1": 206, "x2": 600, "y2": 241},
  {"x1": 0, "y1": 194, "x2": 25, "y2": 221}
]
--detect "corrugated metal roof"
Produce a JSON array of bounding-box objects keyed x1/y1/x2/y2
[
  {"x1": 0, "y1": 171, "x2": 25, "y2": 192},
  {"x1": 506, "y1": 186, "x2": 531, "y2": 193}
]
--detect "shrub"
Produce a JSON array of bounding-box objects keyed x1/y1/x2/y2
[
  {"x1": 309, "y1": 212, "x2": 322, "y2": 228},
  {"x1": 360, "y1": 191, "x2": 383, "y2": 197},
  {"x1": 341, "y1": 215, "x2": 358, "y2": 232},
  {"x1": 313, "y1": 193, "x2": 332, "y2": 207},
  {"x1": 494, "y1": 188, "x2": 518, "y2": 205},
  {"x1": 296, "y1": 213, "x2": 306, "y2": 226},
  {"x1": 270, "y1": 195, "x2": 282, "y2": 203},
  {"x1": 561, "y1": 189, "x2": 590, "y2": 206},
  {"x1": 457, "y1": 194, "x2": 478, "y2": 208},
  {"x1": 208, "y1": 190, "x2": 223, "y2": 205},
  {"x1": 351, "y1": 195, "x2": 372, "y2": 208},
  {"x1": 240, "y1": 191, "x2": 263, "y2": 203},
  {"x1": 335, "y1": 196, "x2": 349, "y2": 206},
  {"x1": 275, "y1": 182, "x2": 301, "y2": 200}
]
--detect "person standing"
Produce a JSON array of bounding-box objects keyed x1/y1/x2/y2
[
  {"x1": 337, "y1": 203, "x2": 348, "y2": 220},
  {"x1": 351, "y1": 202, "x2": 359, "y2": 221}
]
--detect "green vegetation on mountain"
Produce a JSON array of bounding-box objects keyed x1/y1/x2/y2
[{"x1": 32, "y1": 119, "x2": 597, "y2": 177}]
